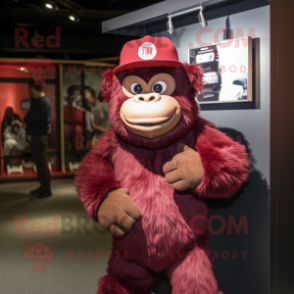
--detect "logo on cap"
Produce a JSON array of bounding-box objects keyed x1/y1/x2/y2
[{"x1": 138, "y1": 42, "x2": 157, "y2": 60}]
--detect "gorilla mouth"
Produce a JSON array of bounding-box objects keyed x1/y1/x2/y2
[{"x1": 127, "y1": 111, "x2": 176, "y2": 128}]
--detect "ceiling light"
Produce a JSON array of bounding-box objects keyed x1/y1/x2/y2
[
  {"x1": 45, "y1": 1, "x2": 58, "y2": 11},
  {"x1": 69, "y1": 13, "x2": 79, "y2": 22}
]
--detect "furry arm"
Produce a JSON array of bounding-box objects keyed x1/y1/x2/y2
[
  {"x1": 74, "y1": 131, "x2": 121, "y2": 221},
  {"x1": 194, "y1": 122, "x2": 249, "y2": 198}
]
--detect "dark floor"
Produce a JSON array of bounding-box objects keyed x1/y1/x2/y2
[{"x1": 0, "y1": 179, "x2": 112, "y2": 294}]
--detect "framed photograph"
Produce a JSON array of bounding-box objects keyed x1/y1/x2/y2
[{"x1": 189, "y1": 36, "x2": 252, "y2": 104}]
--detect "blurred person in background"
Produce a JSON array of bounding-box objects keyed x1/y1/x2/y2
[
  {"x1": 2, "y1": 122, "x2": 28, "y2": 156},
  {"x1": 63, "y1": 85, "x2": 84, "y2": 149},
  {"x1": 24, "y1": 80, "x2": 52, "y2": 198},
  {"x1": 1, "y1": 107, "x2": 23, "y2": 144},
  {"x1": 1, "y1": 107, "x2": 25, "y2": 170},
  {"x1": 84, "y1": 89, "x2": 97, "y2": 142},
  {"x1": 91, "y1": 92, "x2": 111, "y2": 146}
]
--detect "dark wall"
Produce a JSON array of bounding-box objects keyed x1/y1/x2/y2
[{"x1": 270, "y1": 2, "x2": 294, "y2": 294}]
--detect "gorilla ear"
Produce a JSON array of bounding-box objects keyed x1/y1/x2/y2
[
  {"x1": 101, "y1": 68, "x2": 115, "y2": 102},
  {"x1": 184, "y1": 63, "x2": 203, "y2": 94}
]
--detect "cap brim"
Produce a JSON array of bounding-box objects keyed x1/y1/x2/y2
[{"x1": 114, "y1": 60, "x2": 184, "y2": 73}]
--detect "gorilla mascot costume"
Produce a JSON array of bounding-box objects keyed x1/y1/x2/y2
[{"x1": 75, "y1": 36, "x2": 249, "y2": 294}]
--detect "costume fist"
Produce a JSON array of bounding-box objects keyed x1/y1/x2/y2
[
  {"x1": 163, "y1": 144, "x2": 204, "y2": 191},
  {"x1": 97, "y1": 188, "x2": 141, "y2": 237}
]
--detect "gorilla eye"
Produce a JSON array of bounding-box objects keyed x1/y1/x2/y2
[
  {"x1": 131, "y1": 83, "x2": 144, "y2": 94},
  {"x1": 152, "y1": 81, "x2": 167, "y2": 93}
]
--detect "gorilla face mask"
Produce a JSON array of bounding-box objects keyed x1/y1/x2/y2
[{"x1": 120, "y1": 73, "x2": 182, "y2": 138}]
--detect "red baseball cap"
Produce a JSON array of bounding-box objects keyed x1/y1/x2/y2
[{"x1": 114, "y1": 35, "x2": 184, "y2": 73}]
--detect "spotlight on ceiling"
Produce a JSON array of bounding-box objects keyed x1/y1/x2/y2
[
  {"x1": 45, "y1": 1, "x2": 58, "y2": 11},
  {"x1": 167, "y1": 4, "x2": 208, "y2": 34},
  {"x1": 167, "y1": 16, "x2": 174, "y2": 35},
  {"x1": 198, "y1": 6, "x2": 207, "y2": 28},
  {"x1": 69, "y1": 13, "x2": 80, "y2": 22}
]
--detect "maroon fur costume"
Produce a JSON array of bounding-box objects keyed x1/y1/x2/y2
[{"x1": 75, "y1": 64, "x2": 249, "y2": 294}]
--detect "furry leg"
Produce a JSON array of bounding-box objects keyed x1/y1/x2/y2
[
  {"x1": 97, "y1": 252, "x2": 154, "y2": 294},
  {"x1": 167, "y1": 246, "x2": 220, "y2": 294}
]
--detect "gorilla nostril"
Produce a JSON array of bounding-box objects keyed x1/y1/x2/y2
[
  {"x1": 150, "y1": 96, "x2": 155, "y2": 101},
  {"x1": 139, "y1": 97, "x2": 144, "y2": 101}
]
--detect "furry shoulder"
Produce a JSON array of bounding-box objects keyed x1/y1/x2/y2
[{"x1": 91, "y1": 129, "x2": 118, "y2": 159}]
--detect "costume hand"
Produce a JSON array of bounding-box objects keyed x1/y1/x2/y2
[
  {"x1": 163, "y1": 144, "x2": 204, "y2": 191},
  {"x1": 97, "y1": 188, "x2": 141, "y2": 237},
  {"x1": 26, "y1": 135, "x2": 32, "y2": 142}
]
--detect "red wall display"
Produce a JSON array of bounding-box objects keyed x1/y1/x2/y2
[
  {"x1": 0, "y1": 62, "x2": 60, "y2": 178},
  {"x1": 0, "y1": 59, "x2": 115, "y2": 179}
]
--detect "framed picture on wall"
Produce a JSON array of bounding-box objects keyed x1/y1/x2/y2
[{"x1": 188, "y1": 36, "x2": 252, "y2": 104}]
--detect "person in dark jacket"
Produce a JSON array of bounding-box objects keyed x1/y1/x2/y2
[{"x1": 24, "y1": 81, "x2": 52, "y2": 198}]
